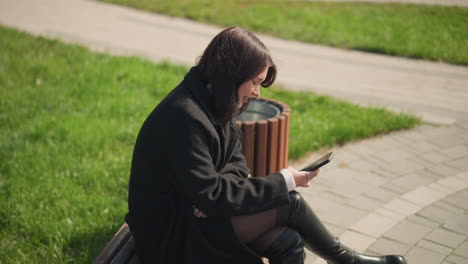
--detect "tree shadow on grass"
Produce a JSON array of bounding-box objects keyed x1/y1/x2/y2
[
  {"x1": 353, "y1": 46, "x2": 468, "y2": 66},
  {"x1": 353, "y1": 46, "x2": 400, "y2": 58},
  {"x1": 64, "y1": 224, "x2": 122, "y2": 263}
]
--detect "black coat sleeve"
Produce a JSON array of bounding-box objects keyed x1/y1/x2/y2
[{"x1": 164, "y1": 111, "x2": 290, "y2": 217}]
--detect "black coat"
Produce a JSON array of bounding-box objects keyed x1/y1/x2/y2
[{"x1": 125, "y1": 67, "x2": 290, "y2": 264}]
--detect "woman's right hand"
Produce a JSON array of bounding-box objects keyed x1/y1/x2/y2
[
  {"x1": 193, "y1": 206, "x2": 208, "y2": 218},
  {"x1": 286, "y1": 167, "x2": 319, "y2": 187}
]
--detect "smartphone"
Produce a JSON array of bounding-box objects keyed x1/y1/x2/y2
[{"x1": 301, "y1": 152, "x2": 334, "y2": 172}]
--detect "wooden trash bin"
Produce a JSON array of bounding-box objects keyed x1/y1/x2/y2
[{"x1": 235, "y1": 97, "x2": 290, "y2": 177}]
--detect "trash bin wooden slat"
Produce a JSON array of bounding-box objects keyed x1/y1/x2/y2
[
  {"x1": 254, "y1": 120, "x2": 268, "y2": 177},
  {"x1": 277, "y1": 115, "x2": 286, "y2": 170},
  {"x1": 267, "y1": 118, "x2": 279, "y2": 175},
  {"x1": 282, "y1": 107, "x2": 291, "y2": 169}
]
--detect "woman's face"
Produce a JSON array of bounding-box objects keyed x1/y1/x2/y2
[{"x1": 237, "y1": 66, "x2": 268, "y2": 108}]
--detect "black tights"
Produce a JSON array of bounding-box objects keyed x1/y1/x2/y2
[{"x1": 230, "y1": 206, "x2": 289, "y2": 255}]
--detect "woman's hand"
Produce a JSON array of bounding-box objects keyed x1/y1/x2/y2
[
  {"x1": 287, "y1": 167, "x2": 319, "y2": 187},
  {"x1": 193, "y1": 206, "x2": 208, "y2": 218}
]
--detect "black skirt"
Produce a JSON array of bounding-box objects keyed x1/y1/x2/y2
[{"x1": 191, "y1": 216, "x2": 264, "y2": 264}]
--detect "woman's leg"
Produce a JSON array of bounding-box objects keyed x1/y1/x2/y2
[
  {"x1": 285, "y1": 191, "x2": 407, "y2": 264},
  {"x1": 231, "y1": 208, "x2": 305, "y2": 264},
  {"x1": 230, "y1": 208, "x2": 279, "y2": 244},
  {"x1": 253, "y1": 227, "x2": 305, "y2": 264}
]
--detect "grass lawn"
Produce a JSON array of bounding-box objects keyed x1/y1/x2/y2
[
  {"x1": 99, "y1": 0, "x2": 468, "y2": 65},
  {"x1": 0, "y1": 25, "x2": 419, "y2": 263}
]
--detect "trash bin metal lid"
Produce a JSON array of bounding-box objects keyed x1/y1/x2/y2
[{"x1": 236, "y1": 99, "x2": 281, "y2": 122}]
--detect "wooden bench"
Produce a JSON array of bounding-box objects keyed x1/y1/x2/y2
[
  {"x1": 94, "y1": 223, "x2": 269, "y2": 264},
  {"x1": 93, "y1": 223, "x2": 140, "y2": 264}
]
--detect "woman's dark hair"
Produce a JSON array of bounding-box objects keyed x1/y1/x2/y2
[{"x1": 196, "y1": 26, "x2": 277, "y2": 122}]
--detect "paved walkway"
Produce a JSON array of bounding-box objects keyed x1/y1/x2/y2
[{"x1": 1, "y1": 0, "x2": 467, "y2": 263}]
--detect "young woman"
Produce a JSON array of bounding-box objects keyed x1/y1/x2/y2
[{"x1": 125, "y1": 27, "x2": 407, "y2": 264}]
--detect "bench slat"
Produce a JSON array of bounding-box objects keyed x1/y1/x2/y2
[
  {"x1": 127, "y1": 254, "x2": 141, "y2": 264},
  {"x1": 93, "y1": 224, "x2": 132, "y2": 264},
  {"x1": 111, "y1": 236, "x2": 136, "y2": 264}
]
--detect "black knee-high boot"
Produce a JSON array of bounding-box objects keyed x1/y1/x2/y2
[
  {"x1": 260, "y1": 228, "x2": 305, "y2": 264},
  {"x1": 286, "y1": 191, "x2": 407, "y2": 264}
]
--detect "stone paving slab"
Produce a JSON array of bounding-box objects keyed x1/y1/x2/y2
[
  {"x1": 405, "y1": 246, "x2": 447, "y2": 264},
  {"x1": 367, "y1": 237, "x2": 411, "y2": 256},
  {"x1": 418, "y1": 239, "x2": 453, "y2": 255},
  {"x1": 417, "y1": 204, "x2": 463, "y2": 224},
  {"x1": 425, "y1": 228, "x2": 466, "y2": 249},
  {"x1": 444, "y1": 215, "x2": 468, "y2": 235},
  {"x1": 443, "y1": 254, "x2": 468, "y2": 264},
  {"x1": 454, "y1": 242, "x2": 468, "y2": 258}
]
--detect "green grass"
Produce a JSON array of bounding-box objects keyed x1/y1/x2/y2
[
  {"x1": 0, "y1": 25, "x2": 419, "y2": 263},
  {"x1": 99, "y1": 0, "x2": 468, "y2": 65}
]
